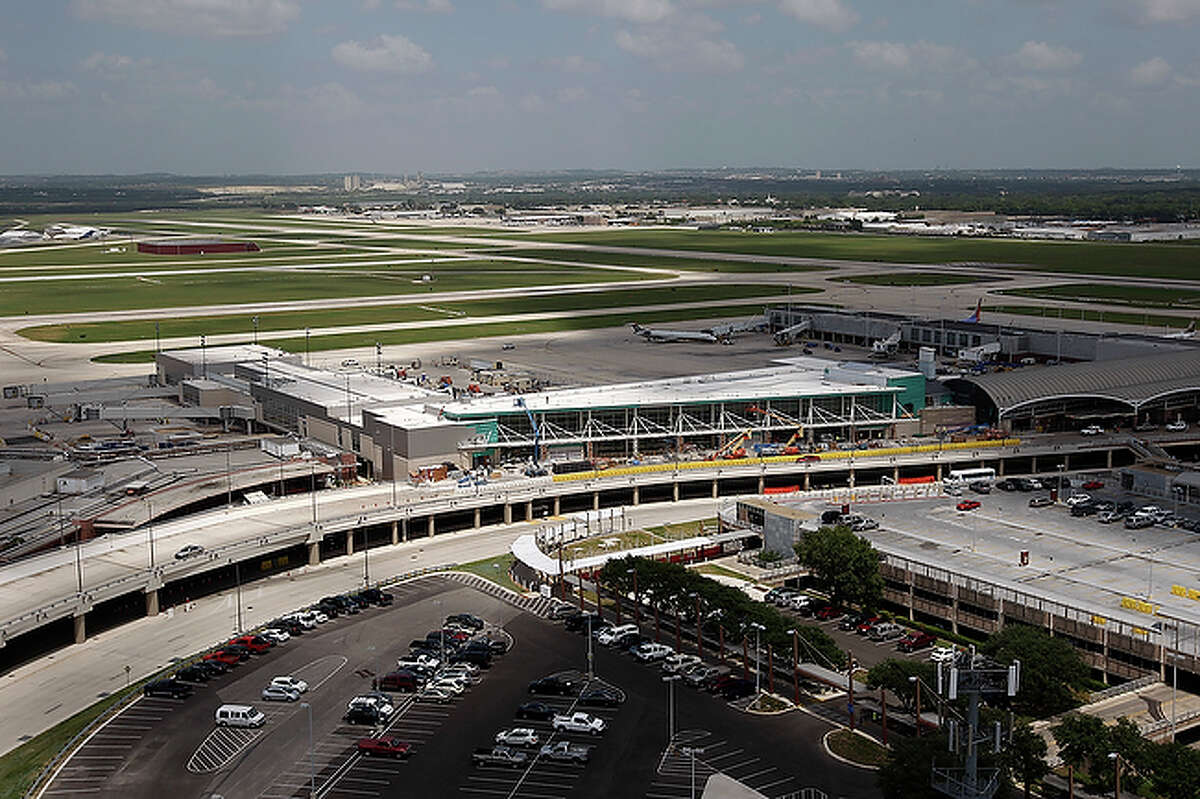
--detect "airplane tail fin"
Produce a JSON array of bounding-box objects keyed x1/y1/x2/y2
[{"x1": 962, "y1": 299, "x2": 982, "y2": 323}]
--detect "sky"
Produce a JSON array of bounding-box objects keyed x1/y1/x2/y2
[{"x1": 1, "y1": 0, "x2": 1197, "y2": 174}]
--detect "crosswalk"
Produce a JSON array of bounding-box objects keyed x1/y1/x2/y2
[
  {"x1": 643, "y1": 730, "x2": 799, "y2": 799},
  {"x1": 440, "y1": 572, "x2": 564, "y2": 619}
]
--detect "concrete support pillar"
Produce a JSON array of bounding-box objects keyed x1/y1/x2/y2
[
  {"x1": 592, "y1": 492, "x2": 600, "y2": 511},
  {"x1": 950, "y1": 595, "x2": 959, "y2": 635},
  {"x1": 553, "y1": 497, "x2": 560, "y2": 516},
  {"x1": 504, "y1": 504, "x2": 513, "y2": 525},
  {"x1": 712, "y1": 479, "x2": 719, "y2": 499},
  {"x1": 757, "y1": 476, "x2": 765, "y2": 494},
  {"x1": 1031, "y1": 457, "x2": 1038, "y2": 474},
  {"x1": 73, "y1": 613, "x2": 86, "y2": 644},
  {"x1": 1102, "y1": 627, "x2": 1110, "y2": 685},
  {"x1": 672, "y1": 483, "x2": 680, "y2": 502},
  {"x1": 936, "y1": 463, "x2": 943, "y2": 481},
  {"x1": 907, "y1": 583, "x2": 915, "y2": 622},
  {"x1": 391, "y1": 520, "x2": 399, "y2": 546},
  {"x1": 998, "y1": 459, "x2": 1005, "y2": 477},
  {"x1": 345, "y1": 530, "x2": 354, "y2": 556},
  {"x1": 402, "y1": 518, "x2": 409, "y2": 543},
  {"x1": 525, "y1": 502, "x2": 533, "y2": 523},
  {"x1": 803, "y1": 472, "x2": 811, "y2": 491},
  {"x1": 427, "y1": 516, "x2": 436, "y2": 537},
  {"x1": 1106, "y1": 450, "x2": 1113, "y2": 469},
  {"x1": 893, "y1": 467, "x2": 900, "y2": 484},
  {"x1": 473, "y1": 508, "x2": 481, "y2": 529},
  {"x1": 632, "y1": 486, "x2": 640, "y2": 506},
  {"x1": 1063, "y1": 455, "x2": 1070, "y2": 471},
  {"x1": 308, "y1": 542, "x2": 320, "y2": 566},
  {"x1": 145, "y1": 589, "x2": 159, "y2": 617},
  {"x1": 848, "y1": 470, "x2": 856, "y2": 489}
]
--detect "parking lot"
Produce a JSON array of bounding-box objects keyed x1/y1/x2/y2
[{"x1": 38, "y1": 573, "x2": 880, "y2": 799}]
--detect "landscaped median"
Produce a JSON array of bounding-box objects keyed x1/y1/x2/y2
[{"x1": 823, "y1": 729, "x2": 888, "y2": 770}]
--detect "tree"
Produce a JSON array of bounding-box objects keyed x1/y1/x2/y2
[
  {"x1": 1001, "y1": 723, "x2": 1049, "y2": 799},
  {"x1": 981, "y1": 625, "x2": 1087, "y2": 716},
  {"x1": 865, "y1": 658, "x2": 934, "y2": 712},
  {"x1": 795, "y1": 525, "x2": 883, "y2": 609},
  {"x1": 1052, "y1": 713, "x2": 1111, "y2": 790},
  {"x1": 876, "y1": 733, "x2": 949, "y2": 799},
  {"x1": 1144, "y1": 742, "x2": 1200, "y2": 799}
]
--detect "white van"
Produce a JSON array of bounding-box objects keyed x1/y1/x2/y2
[{"x1": 215, "y1": 704, "x2": 266, "y2": 728}]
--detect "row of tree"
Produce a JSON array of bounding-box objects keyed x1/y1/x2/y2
[
  {"x1": 597, "y1": 555, "x2": 844, "y2": 669},
  {"x1": 1053, "y1": 713, "x2": 1200, "y2": 799}
]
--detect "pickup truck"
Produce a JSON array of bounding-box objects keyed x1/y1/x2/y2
[
  {"x1": 552, "y1": 712, "x2": 606, "y2": 736},
  {"x1": 472, "y1": 746, "x2": 529, "y2": 768},
  {"x1": 539, "y1": 741, "x2": 593, "y2": 764}
]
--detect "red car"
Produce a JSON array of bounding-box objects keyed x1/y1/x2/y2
[
  {"x1": 1081, "y1": 480, "x2": 1104, "y2": 490},
  {"x1": 897, "y1": 631, "x2": 937, "y2": 652},
  {"x1": 956, "y1": 500, "x2": 981, "y2": 512},
  {"x1": 357, "y1": 737, "x2": 411, "y2": 758},
  {"x1": 796, "y1": 455, "x2": 820, "y2": 464},
  {"x1": 855, "y1": 616, "x2": 882, "y2": 635},
  {"x1": 203, "y1": 650, "x2": 241, "y2": 666},
  {"x1": 228, "y1": 635, "x2": 272, "y2": 654},
  {"x1": 815, "y1": 605, "x2": 841, "y2": 621}
]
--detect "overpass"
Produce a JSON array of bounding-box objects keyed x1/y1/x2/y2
[{"x1": 0, "y1": 434, "x2": 1144, "y2": 668}]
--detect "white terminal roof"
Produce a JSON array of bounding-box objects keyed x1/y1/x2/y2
[
  {"x1": 441, "y1": 361, "x2": 910, "y2": 420},
  {"x1": 242, "y1": 360, "x2": 442, "y2": 424},
  {"x1": 163, "y1": 343, "x2": 292, "y2": 365}
]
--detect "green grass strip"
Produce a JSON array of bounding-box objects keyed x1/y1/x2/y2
[
  {"x1": 483, "y1": 247, "x2": 829, "y2": 274},
  {"x1": 987, "y1": 304, "x2": 1194, "y2": 328},
  {"x1": 452, "y1": 554, "x2": 523, "y2": 594},
  {"x1": 836, "y1": 272, "x2": 987, "y2": 287},
  {"x1": 1000, "y1": 283, "x2": 1200, "y2": 309},
  {"x1": 22, "y1": 284, "x2": 798, "y2": 343},
  {"x1": 91, "y1": 302, "x2": 779, "y2": 363}
]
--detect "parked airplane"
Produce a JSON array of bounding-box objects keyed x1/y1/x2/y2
[
  {"x1": 961, "y1": 299, "x2": 982, "y2": 324},
  {"x1": 630, "y1": 323, "x2": 720, "y2": 344},
  {"x1": 1162, "y1": 320, "x2": 1196, "y2": 340}
]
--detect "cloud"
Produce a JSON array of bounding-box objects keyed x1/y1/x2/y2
[
  {"x1": 616, "y1": 26, "x2": 743, "y2": 72},
  {"x1": 1130, "y1": 56, "x2": 1171, "y2": 86},
  {"x1": 778, "y1": 0, "x2": 859, "y2": 32},
  {"x1": 1130, "y1": 0, "x2": 1200, "y2": 23},
  {"x1": 332, "y1": 34, "x2": 433, "y2": 73},
  {"x1": 72, "y1": 0, "x2": 299, "y2": 37},
  {"x1": 81, "y1": 51, "x2": 136, "y2": 73},
  {"x1": 1006, "y1": 41, "x2": 1082, "y2": 71},
  {"x1": 0, "y1": 80, "x2": 78, "y2": 101},
  {"x1": 541, "y1": 0, "x2": 675, "y2": 24},
  {"x1": 395, "y1": 0, "x2": 453, "y2": 11},
  {"x1": 849, "y1": 40, "x2": 972, "y2": 72}
]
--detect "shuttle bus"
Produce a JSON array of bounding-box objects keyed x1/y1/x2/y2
[{"x1": 945, "y1": 467, "x2": 996, "y2": 487}]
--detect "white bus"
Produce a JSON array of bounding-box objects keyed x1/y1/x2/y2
[{"x1": 945, "y1": 467, "x2": 996, "y2": 487}]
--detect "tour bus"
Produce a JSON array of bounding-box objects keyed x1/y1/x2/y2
[{"x1": 945, "y1": 467, "x2": 996, "y2": 488}]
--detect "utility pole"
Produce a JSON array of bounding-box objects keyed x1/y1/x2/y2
[{"x1": 252, "y1": 315, "x2": 259, "y2": 344}]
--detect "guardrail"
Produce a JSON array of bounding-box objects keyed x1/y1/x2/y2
[{"x1": 552, "y1": 438, "x2": 1022, "y2": 482}]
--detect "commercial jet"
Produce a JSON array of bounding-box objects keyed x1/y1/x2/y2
[
  {"x1": 630, "y1": 323, "x2": 720, "y2": 344},
  {"x1": 962, "y1": 299, "x2": 982, "y2": 324},
  {"x1": 1162, "y1": 320, "x2": 1196, "y2": 340}
]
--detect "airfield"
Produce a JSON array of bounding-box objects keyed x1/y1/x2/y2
[{"x1": 0, "y1": 210, "x2": 1196, "y2": 386}]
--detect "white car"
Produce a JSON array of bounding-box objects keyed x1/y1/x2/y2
[
  {"x1": 306, "y1": 609, "x2": 329, "y2": 624},
  {"x1": 1065, "y1": 493, "x2": 1091, "y2": 507},
  {"x1": 1026, "y1": 478, "x2": 1043, "y2": 490},
  {"x1": 174, "y1": 544, "x2": 205, "y2": 560},
  {"x1": 270, "y1": 675, "x2": 308, "y2": 694},
  {"x1": 398, "y1": 654, "x2": 441, "y2": 671},
  {"x1": 552, "y1": 712, "x2": 606, "y2": 735},
  {"x1": 285, "y1": 613, "x2": 317, "y2": 630},
  {"x1": 596, "y1": 624, "x2": 638, "y2": 646},
  {"x1": 632, "y1": 642, "x2": 674, "y2": 663},
  {"x1": 440, "y1": 667, "x2": 481, "y2": 685},
  {"x1": 495, "y1": 728, "x2": 540, "y2": 747},
  {"x1": 786, "y1": 595, "x2": 812, "y2": 611},
  {"x1": 261, "y1": 685, "x2": 300, "y2": 702},
  {"x1": 1167, "y1": 420, "x2": 1188, "y2": 432},
  {"x1": 416, "y1": 687, "x2": 453, "y2": 704},
  {"x1": 1080, "y1": 425, "x2": 1104, "y2": 436},
  {"x1": 259, "y1": 628, "x2": 290, "y2": 644},
  {"x1": 348, "y1": 695, "x2": 394, "y2": 717},
  {"x1": 662, "y1": 653, "x2": 701, "y2": 674},
  {"x1": 930, "y1": 646, "x2": 957, "y2": 664},
  {"x1": 429, "y1": 677, "x2": 465, "y2": 695}
]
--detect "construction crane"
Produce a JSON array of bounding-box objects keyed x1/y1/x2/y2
[
  {"x1": 514, "y1": 398, "x2": 546, "y2": 476},
  {"x1": 748, "y1": 406, "x2": 805, "y2": 455},
  {"x1": 708, "y1": 428, "x2": 753, "y2": 460}
]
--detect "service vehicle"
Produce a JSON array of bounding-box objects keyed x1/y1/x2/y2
[
  {"x1": 357, "y1": 737, "x2": 411, "y2": 758},
  {"x1": 215, "y1": 704, "x2": 266, "y2": 728},
  {"x1": 473, "y1": 746, "x2": 528, "y2": 768},
  {"x1": 539, "y1": 741, "x2": 593, "y2": 764},
  {"x1": 552, "y1": 712, "x2": 606, "y2": 735}
]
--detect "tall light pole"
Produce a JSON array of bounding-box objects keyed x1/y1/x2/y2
[
  {"x1": 749, "y1": 622, "x2": 765, "y2": 697},
  {"x1": 627, "y1": 567, "x2": 639, "y2": 622},
  {"x1": 691, "y1": 592, "x2": 703, "y2": 660},
  {"x1": 200, "y1": 334, "x2": 207, "y2": 378},
  {"x1": 663, "y1": 674, "x2": 681, "y2": 746},
  {"x1": 146, "y1": 500, "x2": 155, "y2": 570},
  {"x1": 226, "y1": 443, "x2": 233, "y2": 507},
  {"x1": 586, "y1": 613, "x2": 595, "y2": 681},
  {"x1": 908, "y1": 674, "x2": 921, "y2": 736},
  {"x1": 360, "y1": 518, "x2": 370, "y2": 587},
  {"x1": 301, "y1": 701, "x2": 314, "y2": 797},
  {"x1": 304, "y1": 327, "x2": 311, "y2": 368},
  {"x1": 252, "y1": 315, "x2": 260, "y2": 345},
  {"x1": 788, "y1": 628, "x2": 799, "y2": 704}
]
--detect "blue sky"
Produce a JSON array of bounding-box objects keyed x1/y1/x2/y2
[{"x1": 1, "y1": 0, "x2": 1196, "y2": 173}]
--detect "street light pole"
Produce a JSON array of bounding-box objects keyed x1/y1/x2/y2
[
  {"x1": 749, "y1": 622, "x2": 765, "y2": 697},
  {"x1": 909, "y1": 674, "x2": 922, "y2": 736},
  {"x1": 147, "y1": 500, "x2": 155, "y2": 569},
  {"x1": 628, "y1": 568, "x2": 640, "y2": 622},
  {"x1": 361, "y1": 520, "x2": 370, "y2": 587},
  {"x1": 664, "y1": 674, "x2": 681, "y2": 746},
  {"x1": 788, "y1": 628, "x2": 799, "y2": 704},
  {"x1": 692, "y1": 593, "x2": 703, "y2": 660},
  {"x1": 586, "y1": 613, "x2": 595, "y2": 681}
]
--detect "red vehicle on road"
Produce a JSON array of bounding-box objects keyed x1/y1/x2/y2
[
  {"x1": 1081, "y1": 480, "x2": 1105, "y2": 490},
  {"x1": 357, "y1": 737, "x2": 412, "y2": 758},
  {"x1": 956, "y1": 500, "x2": 982, "y2": 512}
]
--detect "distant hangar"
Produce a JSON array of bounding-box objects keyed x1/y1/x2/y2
[{"x1": 137, "y1": 238, "x2": 259, "y2": 255}]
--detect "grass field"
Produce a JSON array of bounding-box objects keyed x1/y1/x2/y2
[
  {"x1": 482, "y1": 247, "x2": 829, "y2": 274},
  {"x1": 21, "y1": 284, "x2": 795, "y2": 343},
  {"x1": 837, "y1": 272, "x2": 987, "y2": 286},
  {"x1": 91, "y1": 302, "x2": 777, "y2": 363},
  {"x1": 508, "y1": 229, "x2": 1200, "y2": 280},
  {"x1": 1001, "y1": 283, "x2": 1200, "y2": 308},
  {"x1": 451, "y1": 553, "x2": 523, "y2": 593},
  {"x1": 826, "y1": 730, "x2": 888, "y2": 768},
  {"x1": 0, "y1": 260, "x2": 657, "y2": 316},
  {"x1": 987, "y1": 304, "x2": 1193, "y2": 329}
]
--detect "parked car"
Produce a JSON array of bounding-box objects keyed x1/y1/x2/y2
[
  {"x1": 446, "y1": 613, "x2": 485, "y2": 630},
  {"x1": 565, "y1": 612, "x2": 602, "y2": 633},
  {"x1": 579, "y1": 688, "x2": 623, "y2": 708},
  {"x1": 1167, "y1": 420, "x2": 1188, "y2": 432},
  {"x1": 597, "y1": 624, "x2": 638, "y2": 646},
  {"x1": 1080, "y1": 425, "x2": 1104, "y2": 436},
  {"x1": 632, "y1": 642, "x2": 674, "y2": 663},
  {"x1": 1081, "y1": 480, "x2": 1105, "y2": 490},
  {"x1": 716, "y1": 677, "x2": 756, "y2": 700},
  {"x1": 930, "y1": 646, "x2": 957, "y2": 664},
  {"x1": 357, "y1": 587, "x2": 394, "y2": 606},
  {"x1": 1065, "y1": 493, "x2": 1091, "y2": 507},
  {"x1": 685, "y1": 665, "x2": 725, "y2": 688},
  {"x1": 357, "y1": 737, "x2": 411, "y2": 758},
  {"x1": 956, "y1": 500, "x2": 982, "y2": 512},
  {"x1": 552, "y1": 712, "x2": 606, "y2": 735},
  {"x1": 897, "y1": 631, "x2": 937, "y2": 652},
  {"x1": 229, "y1": 635, "x2": 272, "y2": 654},
  {"x1": 838, "y1": 612, "x2": 865, "y2": 631},
  {"x1": 348, "y1": 694, "x2": 395, "y2": 717},
  {"x1": 1028, "y1": 496, "x2": 1053, "y2": 508},
  {"x1": 495, "y1": 728, "x2": 541, "y2": 748},
  {"x1": 261, "y1": 685, "x2": 301, "y2": 702},
  {"x1": 968, "y1": 481, "x2": 991, "y2": 495},
  {"x1": 215, "y1": 704, "x2": 265, "y2": 728},
  {"x1": 814, "y1": 605, "x2": 842, "y2": 621},
  {"x1": 547, "y1": 603, "x2": 577, "y2": 620},
  {"x1": 269, "y1": 675, "x2": 308, "y2": 694},
  {"x1": 379, "y1": 670, "x2": 422, "y2": 693},
  {"x1": 258, "y1": 628, "x2": 290, "y2": 644},
  {"x1": 1125, "y1": 514, "x2": 1155, "y2": 530},
  {"x1": 515, "y1": 701, "x2": 556, "y2": 721},
  {"x1": 203, "y1": 650, "x2": 241, "y2": 667},
  {"x1": 416, "y1": 687, "x2": 454, "y2": 704},
  {"x1": 856, "y1": 616, "x2": 884, "y2": 635},
  {"x1": 539, "y1": 741, "x2": 593, "y2": 764},
  {"x1": 868, "y1": 622, "x2": 905, "y2": 641},
  {"x1": 662, "y1": 653, "x2": 701, "y2": 674},
  {"x1": 528, "y1": 675, "x2": 577, "y2": 695},
  {"x1": 144, "y1": 679, "x2": 193, "y2": 699},
  {"x1": 472, "y1": 746, "x2": 528, "y2": 768},
  {"x1": 174, "y1": 544, "x2": 205, "y2": 560},
  {"x1": 1097, "y1": 511, "x2": 1122, "y2": 524}
]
